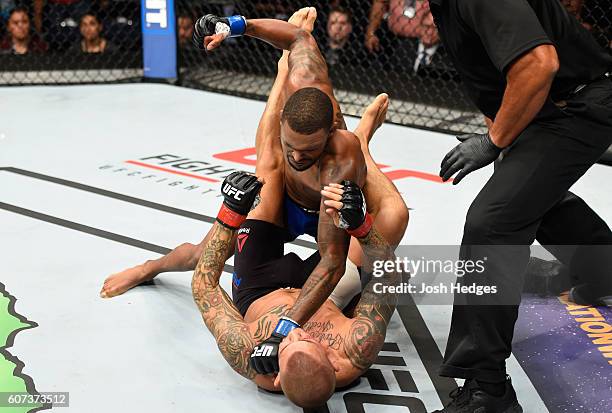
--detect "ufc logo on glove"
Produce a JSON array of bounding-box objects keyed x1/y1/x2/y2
[
  {"x1": 222, "y1": 183, "x2": 245, "y2": 200},
  {"x1": 251, "y1": 345, "x2": 273, "y2": 358}
]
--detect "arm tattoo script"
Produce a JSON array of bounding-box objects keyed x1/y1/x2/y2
[
  {"x1": 191, "y1": 223, "x2": 257, "y2": 380},
  {"x1": 344, "y1": 226, "x2": 400, "y2": 371}
]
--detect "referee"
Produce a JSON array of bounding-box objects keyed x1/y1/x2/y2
[{"x1": 430, "y1": 1, "x2": 612, "y2": 412}]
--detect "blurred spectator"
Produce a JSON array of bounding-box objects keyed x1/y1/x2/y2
[
  {"x1": 365, "y1": 0, "x2": 439, "y2": 71},
  {"x1": 562, "y1": 0, "x2": 590, "y2": 28},
  {"x1": 34, "y1": 0, "x2": 91, "y2": 49},
  {"x1": 561, "y1": 0, "x2": 611, "y2": 49},
  {"x1": 177, "y1": 12, "x2": 194, "y2": 48},
  {"x1": 324, "y1": 6, "x2": 353, "y2": 66},
  {"x1": 1, "y1": 0, "x2": 15, "y2": 26},
  {"x1": 0, "y1": 7, "x2": 47, "y2": 54},
  {"x1": 72, "y1": 12, "x2": 112, "y2": 53}
]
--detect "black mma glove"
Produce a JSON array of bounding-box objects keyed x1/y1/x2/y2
[
  {"x1": 338, "y1": 180, "x2": 373, "y2": 238},
  {"x1": 250, "y1": 316, "x2": 300, "y2": 375},
  {"x1": 216, "y1": 171, "x2": 262, "y2": 230},
  {"x1": 439, "y1": 132, "x2": 502, "y2": 185},
  {"x1": 193, "y1": 14, "x2": 247, "y2": 50}
]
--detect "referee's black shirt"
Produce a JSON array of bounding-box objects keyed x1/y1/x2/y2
[{"x1": 430, "y1": 0, "x2": 612, "y2": 119}]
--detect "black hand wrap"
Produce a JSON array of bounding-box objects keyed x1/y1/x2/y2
[
  {"x1": 217, "y1": 171, "x2": 262, "y2": 230},
  {"x1": 338, "y1": 180, "x2": 373, "y2": 238}
]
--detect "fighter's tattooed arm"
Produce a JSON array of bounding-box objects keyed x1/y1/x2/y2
[
  {"x1": 191, "y1": 222, "x2": 257, "y2": 380},
  {"x1": 344, "y1": 226, "x2": 400, "y2": 371}
]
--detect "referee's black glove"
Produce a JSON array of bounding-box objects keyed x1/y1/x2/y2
[{"x1": 439, "y1": 132, "x2": 502, "y2": 184}]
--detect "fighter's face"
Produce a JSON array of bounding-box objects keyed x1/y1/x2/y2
[
  {"x1": 280, "y1": 122, "x2": 328, "y2": 172},
  {"x1": 279, "y1": 328, "x2": 321, "y2": 354}
]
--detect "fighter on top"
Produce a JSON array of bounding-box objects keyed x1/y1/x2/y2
[{"x1": 192, "y1": 8, "x2": 399, "y2": 374}]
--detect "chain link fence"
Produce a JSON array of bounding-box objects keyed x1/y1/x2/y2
[
  {"x1": 0, "y1": 0, "x2": 142, "y2": 84},
  {"x1": 178, "y1": 0, "x2": 612, "y2": 137},
  {"x1": 0, "y1": 0, "x2": 611, "y2": 152}
]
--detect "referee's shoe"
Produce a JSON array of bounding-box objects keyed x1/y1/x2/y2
[{"x1": 434, "y1": 376, "x2": 522, "y2": 413}]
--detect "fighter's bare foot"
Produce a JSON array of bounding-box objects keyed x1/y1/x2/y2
[
  {"x1": 288, "y1": 7, "x2": 317, "y2": 32},
  {"x1": 100, "y1": 264, "x2": 154, "y2": 298},
  {"x1": 354, "y1": 93, "x2": 389, "y2": 147}
]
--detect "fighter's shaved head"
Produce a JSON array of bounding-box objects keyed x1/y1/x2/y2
[{"x1": 279, "y1": 340, "x2": 335, "y2": 408}]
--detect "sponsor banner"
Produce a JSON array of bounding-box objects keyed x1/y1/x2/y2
[{"x1": 141, "y1": 0, "x2": 177, "y2": 79}]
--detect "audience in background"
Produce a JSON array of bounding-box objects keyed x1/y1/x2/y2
[
  {"x1": 72, "y1": 12, "x2": 112, "y2": 54},
  {"x1": 324, "y1": 6, "x2": 353, "y2": 66},
  {"x1": 4, "y1": 0, "x2": 611, "y2": 61},
  {"x1": 34, "y1": 0, "x2": 91, "y2": 50},
  {"x1": 561, "y1": 0, "x2": 611, "y2": 49},
  {"x1": 0, "y1": 7, "x2": 47, "y2": 54},
  {"x1": 365, "y1": 0, "x2": 440, "y2": 71},
  {"x1": 177, "y1": 13, "x2": 194, "y2": 48}
]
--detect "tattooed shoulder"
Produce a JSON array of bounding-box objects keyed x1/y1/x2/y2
[{"x1": 252, "y1": 304, "x2": 290, "y2": 342}]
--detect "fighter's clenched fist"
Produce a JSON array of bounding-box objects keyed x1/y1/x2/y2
[
  {"x1": 193, "y1": 14, "x2": 247, "y2": 51},
  {"x1": 216, "y1": 171, "x2": 262, "y2": 230}
]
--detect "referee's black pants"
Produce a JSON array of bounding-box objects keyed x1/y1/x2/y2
[{"x1": 439, "y1": 78, "x2": 612, "y2": 383}]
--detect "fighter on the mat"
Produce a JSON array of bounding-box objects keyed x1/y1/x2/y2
[
  {"x1": 195, "y1": 168, "x2": 400, "y2": 408},
  {"x1": 101, "y1": 8, "x2": 408, "y2": 373},
  {"x1": 191, "y1": 7, "x2": 410, "y2": 374}
]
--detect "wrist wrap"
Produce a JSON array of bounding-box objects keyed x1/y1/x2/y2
[
  {"x1": 273, "y1": 316, "x2": 300, "y2": 337},
  {"x1": 227, "y1": 15, "x2": 247, "y2": 37},
  {"x1": 347, "y1": 213, "x2": 373, "y2": 239},
  {"x1": 216, "y1": 204, "x2": 247, "y2": 230}
]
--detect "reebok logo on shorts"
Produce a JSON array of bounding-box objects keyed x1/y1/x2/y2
[{"x1": 237, "y1": 233, "x2": 249, "y2": 252}]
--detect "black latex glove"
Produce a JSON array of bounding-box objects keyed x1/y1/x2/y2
[{"x1": 440, "y1": 133, "x2": 502, "y2": 184}]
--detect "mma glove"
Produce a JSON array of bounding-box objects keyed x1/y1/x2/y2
[
  {"x1": 193, "y1": 14, "x2": 247, "y2": 50},
  {"x1": 217, "y1": 171, "x2": 262, "y2": 230},
  {"x1": 250, "y1": 316, "x2": 300, "y2": 375},
  {"x1": 439, "y1": 132, "x2": 502, "y2": 185},
  {"x1": 337, "y1": 180, "x2": 373, "y2": 239}
]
